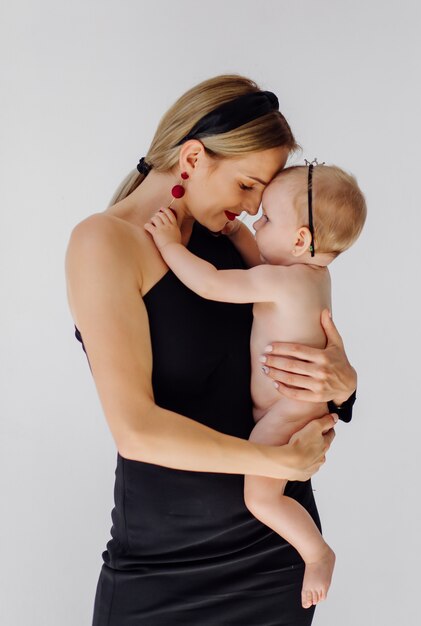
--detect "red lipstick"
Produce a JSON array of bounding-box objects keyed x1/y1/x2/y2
[{"x1": 224, "y1": 210, "x2": 237, "y2": 221}]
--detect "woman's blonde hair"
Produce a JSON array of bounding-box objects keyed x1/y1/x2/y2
[
  {"x1": 108, "y1": 74, "x2": 299, "y2": 207},
  {"x1": 279, "y1": 165, "x2": 367, "y2": 257}
]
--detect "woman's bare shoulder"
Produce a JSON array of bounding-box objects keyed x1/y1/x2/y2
[
  {"x1": 66, "y1": 211, "x2": 156, "y2": 288},
  {"x1": 69, "y1": 211, "x2": 146, "y2": 254}
]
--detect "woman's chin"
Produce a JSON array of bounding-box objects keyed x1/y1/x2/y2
[
  {"x1": 207, "y1": 214, "x2": 230, "y2": 235},
  {"x1": 198, "y1": 212, "x2": 231, "y2": 236}
]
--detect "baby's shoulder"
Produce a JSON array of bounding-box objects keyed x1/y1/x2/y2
[
  {"x1": 287, "y1": 263, "x2": 330, "y2": 281},
  {"x1": 276, "y1": 263, "x2": 331, "y2": 299}
]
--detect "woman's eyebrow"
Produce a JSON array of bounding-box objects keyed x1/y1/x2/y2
[{"x1": 245, "y1": 175, "x2": 269, "y2": 185}]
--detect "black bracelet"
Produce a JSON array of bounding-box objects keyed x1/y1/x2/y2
[{"x1": 327, "y1": 388, "x2": 357, "y2": 423}]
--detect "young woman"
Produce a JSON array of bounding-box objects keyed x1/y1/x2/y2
[{"x1": 65, "y1": 74, "x2": 357, "y2": 625}]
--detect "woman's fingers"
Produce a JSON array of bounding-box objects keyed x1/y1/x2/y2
[
  {"x1": 265, "y1": 342, "x2": 327, "y2": 365},
  {"x1": 269, "y1": 368, "x2": 324, "y2": 392},
  {"x1": 319, "y1": 412, "x2": 339, "y2": 431},
  {"x1": 323, "y1": 425, "x2": 336, "y2": 449},
  {"x1": 261, "y1": 343, "x2": 351, "y2": 402},
  {"x1": 271, "y1": 380, "x2": 325, "y2": 403},
  {"x1": 264, "y1": 317, "x2": 357, "y2": 406},
  {"x1": 318, "y1": 413, "x2": 338, "y2": 454},
  {"x1": 261, "y1": 355, "x2": 316, "y2": 377},
  {"x1": 284, "y1": 413, "x2": 337, "y2": 480}
]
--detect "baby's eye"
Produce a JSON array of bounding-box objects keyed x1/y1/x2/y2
[{"x1": 239, "y1": 183, "x2": 254, "y2": 191}]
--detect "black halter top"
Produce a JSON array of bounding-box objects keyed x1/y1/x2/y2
[{"x1": 75, "y1": 219, "x2": 321, "y2": 624}]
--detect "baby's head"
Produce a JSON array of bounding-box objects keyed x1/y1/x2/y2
[{"x1": 253, "y1": 164, "x2": 367, "y2": 265}]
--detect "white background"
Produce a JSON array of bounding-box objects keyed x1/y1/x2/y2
[{"x1": 1, "y1": 1, "x2": 420, "y2": 624}]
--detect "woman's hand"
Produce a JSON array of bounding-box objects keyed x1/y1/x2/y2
[
  {"x1": 271, "y1": 413, "x2": 338, "y2": 482},
  {"x1": 260, "y1": 309, "x2": 357, "y2": 406}
]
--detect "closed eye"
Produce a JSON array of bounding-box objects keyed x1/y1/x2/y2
[{"x1": 239, "y1": 183, "x2": 254, "y2": 191}]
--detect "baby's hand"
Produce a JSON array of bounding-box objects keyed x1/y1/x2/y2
[
  {"x1": 144, "y1": 207, "x2": 182, "y2": 250},
  {"x1": 221, "y1": 218, "x2": 242, "y2": 237}
]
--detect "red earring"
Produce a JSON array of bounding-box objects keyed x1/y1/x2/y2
[{"x1": 169, "y1": 172, "x2": 189, "y2": 205}]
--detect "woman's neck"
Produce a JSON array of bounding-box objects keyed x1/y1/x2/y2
[{"x1": 105, "y1": 170, "x2": 195, "y2": 243}]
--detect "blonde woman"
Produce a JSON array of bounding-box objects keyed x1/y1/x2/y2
[{"x1": 65, "y1": 75, "x2": 356, "y2": 626}]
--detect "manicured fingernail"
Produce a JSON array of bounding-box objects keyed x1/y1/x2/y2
[
  {"x1": 259, "y1": 355, "x2": 267, "y2": 363},
  {"x1": 273, "y1": 382, "x2": 279, "y2": 389},
  {"x1": 328, "y1": 309, "x2": 332, "y2": 319},
  {"x1": 264, "y1": 345, "x2": 273, "y2": 352},
  {"x1": 261, "y1": 366, "x2": 269, "y2": 374},
  {"x1": 332, "y1": 413, "x2": 339, "y2": 422}
]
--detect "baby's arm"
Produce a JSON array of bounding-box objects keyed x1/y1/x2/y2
[
  {"x1": 222, "y1": 220, "x2": 263, "y2": 268},
  {"x1": 144, "y1": 208, "x2": 286, "y2": 304}
]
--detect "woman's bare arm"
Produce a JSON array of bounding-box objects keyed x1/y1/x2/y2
[{"x1": 65, "y1": 214, "x2": 336, "y2": 481}]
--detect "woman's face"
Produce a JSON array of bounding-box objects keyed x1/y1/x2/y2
[{"x1": 184, "y1": 145, "x2": 290, "y2": 232}]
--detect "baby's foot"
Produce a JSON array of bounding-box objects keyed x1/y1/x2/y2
[{"x1": 301, "y1": 544, "x2": 336, "y2": 609}]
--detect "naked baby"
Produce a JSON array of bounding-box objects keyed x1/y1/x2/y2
[{"x1": 144, "y1": 161, "x2": 366, "y2": 609}]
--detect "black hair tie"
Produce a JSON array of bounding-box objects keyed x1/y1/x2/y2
[{"x1": 137, "y1": 157, "x2": 152, "y2": 176}]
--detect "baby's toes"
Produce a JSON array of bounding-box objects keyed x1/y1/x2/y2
[
  {"x1": 301, "y1": 589, "x2": 313, "y2": 609},
  {"x1": 312, "y1": 590, "x2": 319, "y2": 605}
]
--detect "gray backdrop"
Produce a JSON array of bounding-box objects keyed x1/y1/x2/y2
[{"x1": 1, "y1": 1, "x2": 419, "y2": 624}]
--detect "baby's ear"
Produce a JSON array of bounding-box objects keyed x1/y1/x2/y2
[{"x1": 292, "y1": 226, "x2": 312, "y2": 256}]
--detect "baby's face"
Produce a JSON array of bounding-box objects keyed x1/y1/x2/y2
[{"x1": 252, "y1": 176, "x2": 300, "y2": 264}]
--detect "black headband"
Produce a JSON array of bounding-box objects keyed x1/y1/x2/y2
[
  {"x1": 136, "y1": 90, "x2": 280, "y2": 176},
  {"x1": 307, "y1": 163, "x2": 315, "y2": 257},
  {"x1": 175, "y1": 90, "x2": 279, "y2": 146},
  {"x1": 305, "y1": 158, "x2": 325, "y2": 257}
]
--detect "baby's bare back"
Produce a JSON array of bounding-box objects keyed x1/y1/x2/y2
[{"x1": 250, "y1": 264, "x2": 332, "y2": 428}]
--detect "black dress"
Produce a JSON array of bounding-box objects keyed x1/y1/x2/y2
[{"x1": 75, "y1": 220, "x2": 328, "y2": 625}]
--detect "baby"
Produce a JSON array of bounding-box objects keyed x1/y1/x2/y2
[{"x1": 144, "y1": 162, "x2": 367, "y2": 610}]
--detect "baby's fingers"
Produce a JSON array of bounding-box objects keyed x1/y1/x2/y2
[
  {"x1": 158, "y1": 207, "x2": 177, "y2": 217},
  {"x1": 149, "y1": 213, "x2": 167, "y2": 227},
  {"x1": 159, "y1": 207, "x2": 178, "y2": 223},
  {"x1": 143, "y1": 223, "x2": 155, "y2": 235}
]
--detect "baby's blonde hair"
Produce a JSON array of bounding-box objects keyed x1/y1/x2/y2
[
  {"x1": 108, "y1": 74, "x2": 299, "y2": 207},
  {"x1": 278, "y1": 164, "x2": 367, "y2": 257}
]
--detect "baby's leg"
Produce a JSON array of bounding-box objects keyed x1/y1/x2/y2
[{"x1": 244, "y1": 407, "x2": 335, "y2": 610}]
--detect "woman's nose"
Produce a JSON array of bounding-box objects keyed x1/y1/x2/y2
[{"x1": 243, "y1": 203, "x2": 260, "y2": 217}]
